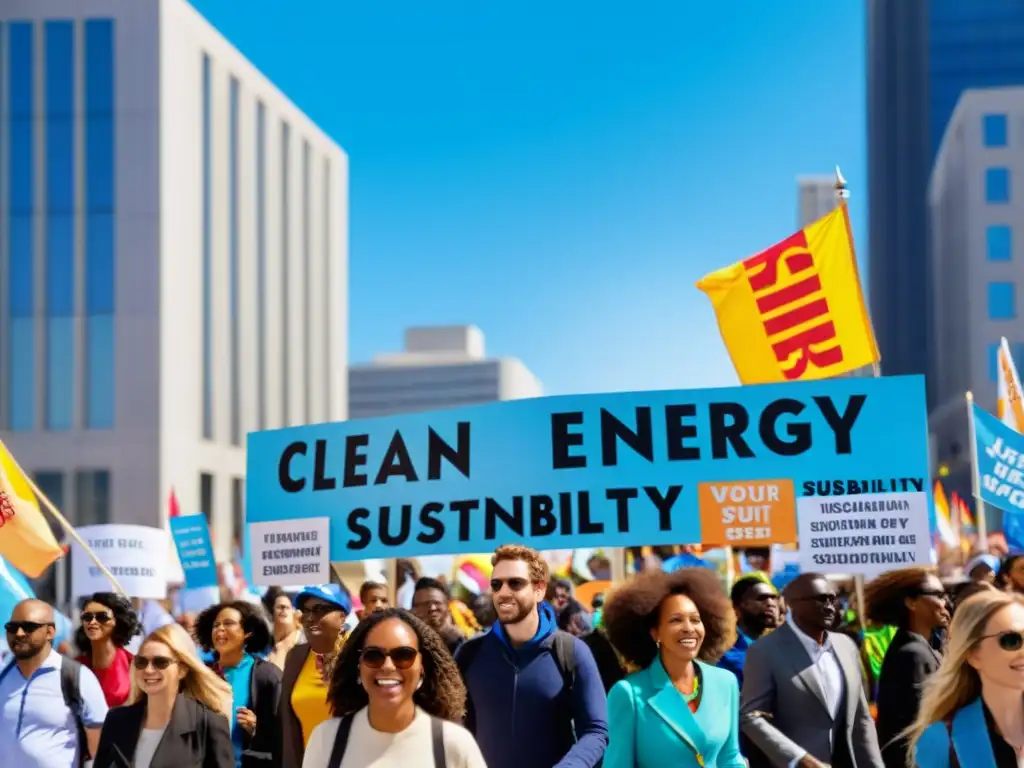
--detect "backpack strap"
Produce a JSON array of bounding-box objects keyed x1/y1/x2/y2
[
  {"x1": 326, "y1": 715, "x2": 355, "y2": 768},
  {"x1": 551, "y1": 631, "x2": 577, "y2": 691},
  {"x1": 430, "y1": 717, "x2": 447, "y2": 768},
  {"x1": 59, "y1": 658, "x2": 88, "y2": 768}
]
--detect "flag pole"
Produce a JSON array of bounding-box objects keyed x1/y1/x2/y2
[
  {"x1": 965, "y1": 390, "x2": 989, "y2": 552},
  {"x1": 835, "y1": 167, "x2": 869, "y2": 626},
  {"x1": 0, "y1": 441, "x2": 127, "y2": 594}
]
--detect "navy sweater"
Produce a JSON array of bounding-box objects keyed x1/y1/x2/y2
[{"x1": 457, "y1": 603, "x2": 609, "y2": 768}]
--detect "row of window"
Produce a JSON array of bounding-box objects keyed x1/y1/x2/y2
[
  {"x1": 3, "y1": 20, "x2": 116, "y2": 432},
  {"x1": 201, "y1": 51, "x2": 334, "y2": 444},
  {"x1": 199, "y1": 472, "x2": 246, "y2": 552},
  {"x1": 33, "y1": 469, "x2": 112, "y2": 529}
]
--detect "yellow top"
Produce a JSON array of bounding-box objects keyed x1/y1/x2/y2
[{"x1": 291, "y1": 650, "x2": 331, "y2": 747}]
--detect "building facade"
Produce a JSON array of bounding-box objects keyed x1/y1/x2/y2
[
  {"x1": 797, "y1": 175, "x2": 837, "y2": 227},
  {"x1": 0, "y1": 0, "x2": 349, "y2": 562},
  {"x1": 928, "y1": 87, "x2": 1024, "y2": 525},
  {"x1": 868, "y1": 0, "x2": 1024, "y2": 399},
  {"x1": 349, "y1": 326, "x2": 542, "y2": 420}
]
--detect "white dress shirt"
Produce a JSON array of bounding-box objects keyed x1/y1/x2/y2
[{"x1": 786, "y1": 616, "x2": 846, "y2": 768}]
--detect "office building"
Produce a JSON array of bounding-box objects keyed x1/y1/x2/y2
[
  {"x1": 868, "y1": 0, "x2": 1024, "y2": 396},
  {"x1": 0, "y1": 0, "x2": 349, "y2": 562},
  {"x1": 349, "y1": 326, "x2": 542, "y2": 419},
  {"x1": 797, "y1": 175, "x2": 837, "y2": 227},
  {"x1": 928, "y1": 86, "x2": 1024, "y2": 526}
]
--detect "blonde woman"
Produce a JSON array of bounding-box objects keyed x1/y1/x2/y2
[
  {"x1": 92, "y1": 624, "x2": 235, "y2": 768},
  {"x1": 907, "y1": 589, "x2": 1024, "y2": 767}
]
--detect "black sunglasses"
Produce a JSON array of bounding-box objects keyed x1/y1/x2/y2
[
  {"x1": 302, "y1": 603, "x2": 343, "y2": 621},
  {"x1": 360, "y1": 645, "x2": 419, "y2": 670},
  {"x1": 490, "y1": 577, "x2": 530, "y2": 593},
  {"x1": 796, "y1": 594, "x2": 839, "y2": 605},
  {"x1": 134, "y1": 655, "x2": 177, "y2": 671},
  {"x1": 981, "y1": 630, "x2": 1024, "y2": 652},
  {"x1": 80, "y1": 612, "x2": 113, "y2": 625},
  {"x1": 4, "y1": 621, "x2": 54, "y2": 634}
]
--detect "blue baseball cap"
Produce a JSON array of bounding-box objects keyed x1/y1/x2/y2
[{"x1": 295, "y1": 584, "x2": 352, "y2": 614}]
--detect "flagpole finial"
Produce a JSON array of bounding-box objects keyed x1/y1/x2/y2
[
  {"x1": 834, "y1": 166, "x2": 849, "y2": 201},
  {"x1": 966, "y1": 390, "x2": 975, "y2": 404}
]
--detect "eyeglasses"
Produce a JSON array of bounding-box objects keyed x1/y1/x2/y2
[
  {"x1": 134, "y1": 655, "x2": 178, "y2": 671},
  {"x1": 80, "y1": 612, "x2": 113, "y2": 625},
  {"x1": 4, "y1": 621, "x2": 54, "y2": 635},
  {"x1": 981, "y1": 630, "x2": 1024, "y2": 652},
  {"x1": 302, "y1": 603, "x2": 342, "y2": 621},
  {"x1": 490, "y1": 578, "x2": 530, "y2": 593},
  {"x1": 360, "y1": 645, "x2": 419, "y2": 669}
]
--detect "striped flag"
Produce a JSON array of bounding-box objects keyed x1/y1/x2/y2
[{"x1": 933, "y1": 481, "x2": 958, "y2": 548}]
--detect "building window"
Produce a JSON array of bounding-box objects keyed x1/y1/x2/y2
[
  {"x1": 231, "y1": 477, "x2": 244, "y2": 552},
  {"x1": 229, "y1": 77, "x2": 241, "y2": 446},
  {"x1": 984, "y1": 114, "x2": 1008, "y2": 148},
  {"x1": 302, "y1": 142, "x2": 312, "y2": 425},
  {"x1": 33, "y1": 471, "x2": 65, "y2": 538},
  {"x1": 281, "y1": 122, "x2": 291, "y2": 423},
  {"x1": 84, "y1": 20, "x2": 116, "y2": 429},
  {"x1": 988, "y1": 225, "x2": 1013, "y2": 262},
  {"x1": 7, "y1": 22, "x2": 35, "y2": 431},
  {"x1": 989, "y1": 282, "x2": 1017, "y2": 320},
  {"x1": 323, "y1": 158, "x2": 331, "y2": 419},
  {"x1": 991, "y1": 342, "x2": 1000, "y2": 382},
  {"x1": 256, "y1": 101, "x2": 266, "y2": 431},
  {"x1": 987, "y1": 168, "x2": 1011, "y2": 203},
  {"x1": 202, "y1": 54, "x2": 213, "y2": 439},
  {"x1": 45, "y1": 21, "x2": 76, "y2": 432},
  {"x1": 200, "y1": 472, "x2": 214, "y2": 524},
  {"x1": 75, "y1": 470, "x2": 111, "y2": 526}
]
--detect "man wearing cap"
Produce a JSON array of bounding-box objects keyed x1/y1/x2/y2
[{"x1": 280, "y1": 585, "x2": 351, "y2": 768}]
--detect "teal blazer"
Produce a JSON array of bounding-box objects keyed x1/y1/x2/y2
[
  {"x1": 604, "y1": 658, "x2": 745, "y2": 768},
  {"x1": 915, "y1": 697, "x2": 999, "y2": 768}
]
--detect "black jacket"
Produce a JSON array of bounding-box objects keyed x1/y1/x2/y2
[
  {"x1": 238, "y1": 657, "x2": 283, "y2": 768},
  {"x1": 92, "y1": 694, "x2": 234, "y2": 768},
  {"x1": 875, "y1": 628, "x2": 942, "y2": 768}
]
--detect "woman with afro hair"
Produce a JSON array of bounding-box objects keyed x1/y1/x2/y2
[
  {"x1": 302, "y1": 608, "x2": 486, "y2": 768},
  {"x1": 601, "y1": 568, "x2": 745, "y2": 768},
  {"x1": 75, "y1": 591, "x2": 143, "y2": 707},
  {"x1": 864, "y1": 566, "x2": 950, "y2": 768}
]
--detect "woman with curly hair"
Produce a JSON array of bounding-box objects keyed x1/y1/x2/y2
[
  {"x1": 195, "y1": 601, "x2": 282, "y2": 768},
  {"x1": 864, "y1": 566, "x2": 950, "y2": 768},
  {"x1": 302, "y1": 608, "x2": 486, "y2": 767},
  {"x1": 601, "y1": 567, "x2": 744, "y2": 768},
  {"x1": 75, "y1": 591, "x2": 144, "y2": 707}
]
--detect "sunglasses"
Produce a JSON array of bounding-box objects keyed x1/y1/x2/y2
[
  {"x1": 134, "y1": 655, "x2": 178, "y2": 671},
  {"x1": 490, "y1": 577, "x2": 530, "y2": 593},
  {"x1": 797, "y1": 594, "x2": 839, "y2": 605},
  {"x1": 981, "y1": 630, "x2": 1024, "y2": 652},
  {"x1": 302, "y1": 603, "x2": 343, "y2": 621},
  {"x1": 80, "y1": 612, "x2": 113, "y2": 625},
  {"x1": 4, "y1": 621, "x2": 54, "y2": 634},
  {"x1": 360, "y1": 645, "x2": 419, "y2": 669}
]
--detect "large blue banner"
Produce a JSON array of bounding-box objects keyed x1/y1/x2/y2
[
  {"x1": 247, "y1": 375, "x2": 931, "y2": 561},
  {"x1": 972, "y1": 403, "x2": 1024, "y2": 515}
]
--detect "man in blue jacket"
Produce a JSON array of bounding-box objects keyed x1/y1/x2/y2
[{"x1": 455, "y1": 544, "x2": 609, "y2": 768}]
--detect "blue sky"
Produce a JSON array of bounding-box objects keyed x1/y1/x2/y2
[{"x1": 191, "y1": 0, "x2": 866, "y2": 396}]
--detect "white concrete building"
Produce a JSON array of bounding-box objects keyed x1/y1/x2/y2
[
  {"x1": 928, "y1": 87, "x2": 1024, "y2": 511},
  {"x1": 349, "y1": 326, "x2": 542, "y2": 419},
  {"x1": 797, "y1": 175, "x2": 838, "y2": 227},
  {"x1": 0, "y1": 0, "x2": 349, "y2": 563}
]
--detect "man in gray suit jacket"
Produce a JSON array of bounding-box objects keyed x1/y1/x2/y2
[{"x1": 740, "y1": 573, "x2": 883, "y2": 768}]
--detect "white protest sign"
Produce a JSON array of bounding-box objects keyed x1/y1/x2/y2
[
  {"x1": 250, "y1": 517, "x2": 330, "y2": 586},
  {"x1": 797, "y1": 492, "x2": 931, "y2": 577},
  {"x1": 72, "y1": 524, "x2": 169, "y2": 599}
]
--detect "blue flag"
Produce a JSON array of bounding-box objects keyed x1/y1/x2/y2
[{"x1": 971, "y1": 403, "x2": 1024, "y2": 516}]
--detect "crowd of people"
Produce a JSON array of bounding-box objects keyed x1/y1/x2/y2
[{"x1": 2, "y1": 545, "x2": 1024, "y2": 767}]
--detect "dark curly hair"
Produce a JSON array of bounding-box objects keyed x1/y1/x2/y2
[
  {"x1": 326, "y1": 608, "x2": 466, "y2": 723},
  {"x1": 75, "y1": 592, "x2": 143, "y2": 655},
  {"x1": 194, "y1": 601, "x2": 273, "y2": 656},
  {"x1": 602, "y1": 567, "x2": 736, "y2": 668},
  {"x1": 863, "y1": 566, "x2": 938, "y2": 627}
]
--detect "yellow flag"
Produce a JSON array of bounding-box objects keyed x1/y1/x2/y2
[
  {"x1": 696, "y1": 203, "x2": 879, "y2": 383},
  {"x1": 997, "y1": 338, "x2": 1024, "y2": 432},
  {"x1": 0, "y1": 438, "x2": 63, "y2": 578}
]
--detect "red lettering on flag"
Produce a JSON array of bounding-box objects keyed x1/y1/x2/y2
[
  {"x1": 0, "y1": 490, "x2": 15, "y2": 528},
  {"x1": 743, "y1": 231, "x2": 814, "y2": 292}
]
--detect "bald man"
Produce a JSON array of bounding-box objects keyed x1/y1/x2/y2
[
  {"x1": 740, "y1": 574, "x2": 883, "y2": 768},
  {"x1": 1, "y1": 599, "x2": 108, "y2": 768}
]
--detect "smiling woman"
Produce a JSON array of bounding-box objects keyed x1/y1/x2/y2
[
  {"x1": 302, "y1": 608, "x2": 486, "y2": 768},
  {"x1": 74, "y1": 592, "x2": 143, "y2": 708}
]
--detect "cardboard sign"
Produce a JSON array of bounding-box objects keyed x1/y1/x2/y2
[
  {"x1": 246, "y1": 375, "x2": 930, "y2": 561},
  {"x1": 72, "y1": 524, "x2": 168, "y2": 599}
]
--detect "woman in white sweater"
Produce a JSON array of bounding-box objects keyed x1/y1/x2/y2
[{"x1": 303, "y1": 607, "x2": 486, "y2": 768}]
